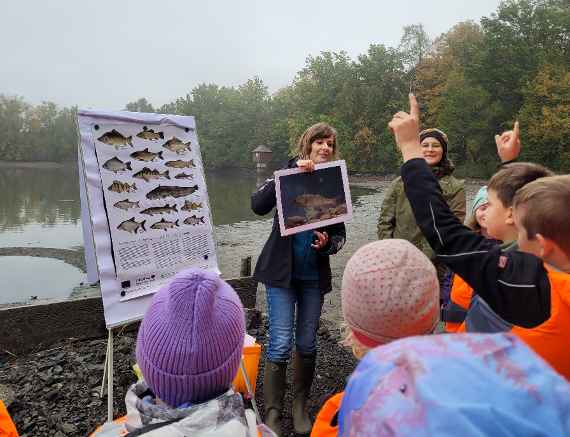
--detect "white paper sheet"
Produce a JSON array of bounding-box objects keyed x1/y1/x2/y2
[{"x1": 77, "y1": 109, "x2": 219, "y2": 327}]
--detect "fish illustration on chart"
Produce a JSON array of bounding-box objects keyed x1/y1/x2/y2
[
  {"x1": 136, "y1": 126, "x2": 164, "y2": 141},
  {"x1": 183, "y1": 215, "x2": 205, "y2": 226},
  {"x1": 150, "y1": 218, "x2": 179, "y2": 231},
  {"x1": 140, "y1": 204, "x2": 178, "y2": 216},
  {"x1": 113, "y1": 199, "x2": 140, "y2": 211},
  {"x1": 165, "y1": 159, "x2": 194, "y2": 169},
  {"x1": 174, "y1": 172, "x2": 193, "y2": 180},
  {"x1": 117, "y1": 217, "x2": 146, "y2": 234},
  {"x1": 133, "y1": 167, "x2": 170, "y2": 182},
  {"x1": 102, "y1": 157, "x2": 132, "y2": 173},
  {"x1": 181, "y1": 200, "x2": 202, "y2": 211},
  {"x1": 108, "y1": 180, "x2": 137, "y2": 193},
  {"x1": 130, "y1": 148, "x2": 163, "y2": 162},
  {"x1": 146, "y1": 185, "x2": 199, "y2": 200},
  {"x1": 162, "y1": 137, "x2": 192, "y2": 155},
  {"x1": 97, "y1": 129, "x2": 133, "y2": 149}
]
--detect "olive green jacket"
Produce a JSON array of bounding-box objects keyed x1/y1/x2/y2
[{"x1": 377, "y1": 174, "x2": 466, "y2": 260}]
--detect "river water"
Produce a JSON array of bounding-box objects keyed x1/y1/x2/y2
[{"x1": 0, "y1": 163, "x2": 482, "y2": 322}]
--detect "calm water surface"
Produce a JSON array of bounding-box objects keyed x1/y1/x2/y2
[{"x1": 0, "y1": 164, "x2": 374, "y2": 304}]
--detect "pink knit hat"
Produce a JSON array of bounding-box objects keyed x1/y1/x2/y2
[{"x1": 341, "y1": 239, "x2": 439, "y2": 346}]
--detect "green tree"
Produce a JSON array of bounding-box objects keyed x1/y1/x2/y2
[
  {"x1": 518, "y1": 63, "x2": 570, "y2": 171},
  {"x1": 125, "y1": 98, "x2": 155, "y2": 113}
]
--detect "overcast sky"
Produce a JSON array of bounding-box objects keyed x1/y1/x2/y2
[{"x1": 2, "y1": 1, "x2": 502, "y2": 109}]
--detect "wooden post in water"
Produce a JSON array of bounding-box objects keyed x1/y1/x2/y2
[{"x1": 240, "y1": 256, "x2": 252, "y2": 277}]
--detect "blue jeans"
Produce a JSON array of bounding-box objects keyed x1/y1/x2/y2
[{"x1": 265, "y1": 281, "x2": 324, "y2": 362}]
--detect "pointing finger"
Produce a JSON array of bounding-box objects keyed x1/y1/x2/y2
[
  {"x1": 409, "y1": 93, "x2": 420, "y2": 120},
  {"x1": 513, "y1": 121, "x2": 520, "y2": 140}
]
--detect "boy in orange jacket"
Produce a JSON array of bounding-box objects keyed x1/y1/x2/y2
[{"x1": 390, "y1": 94, "x2": 570, "y2": 380}]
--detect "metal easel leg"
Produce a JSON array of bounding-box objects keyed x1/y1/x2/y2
[
  {"x1": 107, "y1": 328, "x2": 114, "y2": 423},
  {"x1": 240, "y1": 357, "x2": 261, "y2": 424}
]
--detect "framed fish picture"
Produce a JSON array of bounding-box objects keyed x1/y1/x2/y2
[
  {"x1": 77, "y1": 109, "x2": 219, "y2": 327},
  {"x1": 274, "y1": 160, "x2": 352, "y2": 237}
]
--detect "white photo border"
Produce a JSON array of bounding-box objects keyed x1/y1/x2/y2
[{"x1": 274, "y1": 160, "x2": 352, "y2": 237}]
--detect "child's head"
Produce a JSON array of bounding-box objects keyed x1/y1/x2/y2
[
  {"x1": 513, "y1": 175, "x2": 570, "y2": 263},
  {"x1": 466, "y1": 186, "x2": 489, "y2": 235},
  {"x1": 296, "y1": 122, "x2": 338, "y2": 163},
  {"x1": 338, "y1": 333, "x2": 570, "y2": 437},
  {"x1": 341, "y1": 240, "x2": 439, "y2": 359},
  {"x1": 485, "y1": 163, "x2": 554, "y2": 241},
  {"x1": 136, "y1": 268, "x2": 245, "y2": 407}
]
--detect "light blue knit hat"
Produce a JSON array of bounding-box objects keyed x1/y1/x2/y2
[{"x1": 470, "y1": 186, "x2": 488, "y2": 217}]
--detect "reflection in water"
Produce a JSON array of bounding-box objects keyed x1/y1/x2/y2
[
  {"x1": 0, "y1": 256, "x2": 85, "y2": 304},
  {"x1": 0, "y1": 166, "x2": 81, "y2": 233}
]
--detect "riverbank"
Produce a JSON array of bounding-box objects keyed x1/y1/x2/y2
[{"x1": 0, "y1": 311, "x2": 355, "y2": 437}]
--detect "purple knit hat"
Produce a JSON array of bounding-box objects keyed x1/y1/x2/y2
[{"x1": 136, "y1": 268, "x2": 245, "y2": 406}]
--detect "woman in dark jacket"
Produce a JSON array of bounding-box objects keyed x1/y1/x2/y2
[{"x1": 252, "y1": 123, "x2": 346, "y2": 436}]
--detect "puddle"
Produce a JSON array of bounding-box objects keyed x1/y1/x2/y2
[{"x1": 0, "y1": 256, "x2": 84, "y2": 305}]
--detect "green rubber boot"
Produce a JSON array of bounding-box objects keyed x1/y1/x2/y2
[
  {"x1": 263, "y1": 359, "x2": 287, "y2": 436},
  {"x1": 292, "y1": 351, "x2": 317, "y2": 435}
]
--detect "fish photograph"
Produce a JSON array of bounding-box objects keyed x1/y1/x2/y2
[
  {"x1": 181, "y1": 200, "x2": 202, "y2": 211},
  {"x1": 275, "y1": 162, "x2": 351, "y2": 235},
  {"x1": 102, "y1": 157, "x2": 132, "y2": 173},
  {"x1": 108, "y1": 180, "x2": 137, "y2": 194},
  {"x1": 183, "y1": 215, "x2": 205, "y2": 226},
  {"x1": 161, "y1": 137, "x2": 192, "y2": 154},
  {"x1": 150, "y1": 218, "x2": 179, "y2": 231},
  {"x1": 140, "y1": 204, "x2": 178, "y2": 216},
  {"x1": 133, "y1": 167, "x2": 170, "y2": 182},
  {"x1": 136, "y1": 126, "x2": 164, "y2": 141},
  {"x1": 145, "y1": 184, "x2": 199, "y2": 200},
  {"x1": 174, "y1": 172, "x2": 193, "y2": 180},
  {"x1": 97, "y1": 129, "x2": 133, "y2": 149},
  {"x1": 165, "y1": 159, "x2": 194, "y2": 168},
  {"x1": 130, "y1": 148, "x2": 163, "y2": 162},
  {"x1": 113, "y1": 199, "x2": 140, "y2": 211},
  {"x1": 117, "y1": 217, "x2": 146, "y2": 234}
]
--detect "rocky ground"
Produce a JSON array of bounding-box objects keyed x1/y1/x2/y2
[{"x1": 0, "y1": 311, "x2": 356, "y2": 437}]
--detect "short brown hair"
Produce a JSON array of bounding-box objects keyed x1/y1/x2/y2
[
  {"x1": 488, "y1": 163, "x2": 554, "y2": 208},
  {"x1": 296, "y1": 122, "x2": 338, "y2": 159},
  {"x1": 514, "y1": 175, "x2": 570, "y2": 255}
]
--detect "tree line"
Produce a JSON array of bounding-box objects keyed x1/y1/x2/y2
[{"x1": 1, "y1": 0, "x2": 568, "y2": 176}]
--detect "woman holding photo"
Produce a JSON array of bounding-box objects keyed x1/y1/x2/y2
[{"x1": 252, "y1": 122, "x2": 346, "y2": 436}]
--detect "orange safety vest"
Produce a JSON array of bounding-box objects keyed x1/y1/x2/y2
[
  {"x1": 459, "y1": 267, "x2": 570, "y2": 380},
  {"x1": 0, "y1": 401, "x2": 19, "y2": 437},
  {"x1": 444, "y1": 274, "x2": 473, "y2": 333},
  {"x1": 310, "y1": 392, "x2": 344, "y2": 437}
]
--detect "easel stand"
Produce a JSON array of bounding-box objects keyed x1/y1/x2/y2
[
  {"x1": 100, "y1": 329, "x2": 114, "y2": 423},
  {"x1": 100, "y1": 328, "x2": 260, "y2": 426}
]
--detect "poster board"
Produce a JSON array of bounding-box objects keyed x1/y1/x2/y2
[
  {"x1": 274, "y1": 160, "x2": 352, "y2": 236},
  {"x1": 77, "y1": 109, "x2": 218, "y2": 328}
]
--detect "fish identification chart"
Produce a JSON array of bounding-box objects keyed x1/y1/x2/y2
[{"x1": 78, "y1": 109, "x2": 218, "y2": 327}]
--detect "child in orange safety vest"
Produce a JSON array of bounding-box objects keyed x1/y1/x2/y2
[
  {"x1": 0, "y1": 400, "x2": 19, "y2": 437},
  {"x1": 311, "y1": 239, "x2": 440, "y2": 437}
]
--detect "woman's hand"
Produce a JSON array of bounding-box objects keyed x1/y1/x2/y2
[
  {"x1": 297, "y1": 159, "x2": 316, "y2": 172},
  {"x1": 311, "y1": 231, "x2": 329, "y2": 250}
]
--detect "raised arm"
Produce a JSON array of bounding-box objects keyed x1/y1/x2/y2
[{"x1": 389, "y1": 95, "x2": 550, "y2": 328}]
